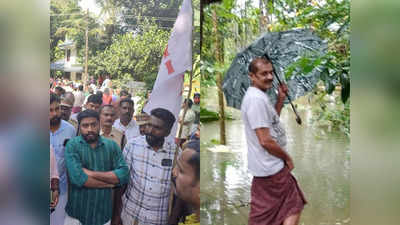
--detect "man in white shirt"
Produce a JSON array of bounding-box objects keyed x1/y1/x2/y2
[
  {"x1": 101, "y1": 75, "x2": 111, "y2": 91},
  {"x1": 176, "y1": 99, "x2": 195, "y2": 147},
  {"x1": 241, "y1": 57, "x2": 306, "y2": 225},
  {"x1": 113, "y1": 98, "x2": 140, "y2": 142},
  {"x1": 72, "y1": 85, "x2": 85, "y2": 113}
]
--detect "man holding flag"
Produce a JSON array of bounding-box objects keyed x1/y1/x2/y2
[{"x1": 112, "y1": 0, "x2": 193, "y2": 224}]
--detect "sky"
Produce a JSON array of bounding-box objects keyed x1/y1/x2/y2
[{"x1": 79, "y1": 0, "x2": 101, "y2": 17}]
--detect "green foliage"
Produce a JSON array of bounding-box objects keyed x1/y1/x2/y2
[
  {"x1": 88, "y1": 21, "x2": 170, "y2": 89},
  {"x1": 201, "y1": 0, "x2": 263, "y2": 88},
  {"x1": 50, "y1": 0, "x2": 107, "y2": 63},
  {"x1": 202, "y1": 0, "x2": 350, "y2": 135},
  {"x1": 311, "y1": 90, "x2": 350, "y2": 137},
  {"x1": 53, "y1": 40, "x2": 65, "y2": 61},
  {"x1": 210, "y1": 138, "x2": 220, "y2": 145},
  {"x1": 200, "y1": 107, "x2": 220, "y2": 122},
  {"x1": 267, "y1": 0, "x2": 350, "y2": 103},
  {"x1": 113, "y1": 0, "x2": 182, "y2": 29},
  {"x1": 134, "y1": 89, "x2": 148, "y2": 113},
  {"x1": 200, "y1": 106, "x2": 233, "y2": 122}
]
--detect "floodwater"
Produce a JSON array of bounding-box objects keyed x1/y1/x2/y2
[{"x1": 200, "y1": 89, "x2": 350, "y2": 225}]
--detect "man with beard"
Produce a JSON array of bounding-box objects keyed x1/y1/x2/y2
[
  {"x1": 113, "y1": 98, "x2": 140, "y2": 142},
  {"x1": 136, "y1": 113, "x2": 150, "y2": 136},
  {"x1": 60, "y1": 92, "x2": 75, "y2": 122},
  {"x1": 112, "y1": 108, "x2": 176, "y2": 225},
  {"x1": 242, "y1": 58, "x2": 306, "y2": 225},
  {"x1": 99, "y1": 104, "x2": 126, "y2": 150},
  {"x1": 171, "y1": 140, "x2": 200, "y2": 225},
  {"x1": 64, "y1": 110, "x2": 129, "y2": 225},
  {"x1": 50, "y1": 93, "x2": 76, "y2": 225}
]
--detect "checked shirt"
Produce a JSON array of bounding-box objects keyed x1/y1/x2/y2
[{"x1": 121, "y1": 136, "x2": 177, "y2": 225}]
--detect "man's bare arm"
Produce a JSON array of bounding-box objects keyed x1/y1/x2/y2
[
  {"x1": 111, "y1": 184, "x2": 127, "y2": 225},
  {"x1": 255, "y1": 127, "x2": 294, "y2": 170}
]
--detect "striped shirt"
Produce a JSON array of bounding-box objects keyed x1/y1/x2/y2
[
  {"x1": 121, "y1": 136, "x2": 177, "y2": 225},
  {"x1": 65, "y1": 135, "x2": 129, "y2": 225}
]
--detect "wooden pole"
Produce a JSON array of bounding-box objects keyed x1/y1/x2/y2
[
  {"x1": 84, "y1": 9, "x2": 89, "y2": 84},
  {"x1": 212, "y1": 7, "x2": 226, "y2": 145},
  {"x1": 168, "y1": 0, "x2": 195, "y2": 217}
]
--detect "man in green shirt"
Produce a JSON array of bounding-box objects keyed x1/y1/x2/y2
[{"x1": 64, "y1": 109, "x2": 129, "y2": 225}]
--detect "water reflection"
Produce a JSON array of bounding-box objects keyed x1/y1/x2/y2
[{"x1": 200, "y1": 105, "x2": 350, "y2": 225}]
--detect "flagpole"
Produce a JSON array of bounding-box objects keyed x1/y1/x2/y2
[{"x1": 168, "y1": 0, "x2": 194, "y2": 218}]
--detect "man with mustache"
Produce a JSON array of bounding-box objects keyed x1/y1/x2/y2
[
  {"x1": 241, "y1": 58, "x2": 306, "y2": 225},
  {"x1": 112, "y1": 108, "x2": 176, "y2": 225},
  {"x1": 99, "y1": 104, "x2": 126, "y2": 150},
  {"x1": 113, "y1": 98, "x2": 140, "y2": 142},
  {"x1": 64, "y1": 109, "x2": 129, "y2": 225},
  {"x1": 112, "y1": 90, "x2": 131, "y2": 120},
  {"x1": 70, "y1": 94, "x2": 103, "y2": 133},
  {"x1": 60, "y1": 92, "x2": 75, "y2": 122},
  {"x1": 50, "y1": 93, "x2": 76, "y2": 225}
]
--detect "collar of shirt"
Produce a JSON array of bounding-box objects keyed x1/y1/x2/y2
[
  {"x1": 145, "y1": 142, "x2": 168, "y2": 153},
  {"x1": 133, "y1": 135, "x2": 175, "y2": 154},
  {"x1": 114, "y1": 118, "x2": 137, "y2": 130},
  {"x1": 100, "y1": 128, "x2": 114, "y2": 138}
]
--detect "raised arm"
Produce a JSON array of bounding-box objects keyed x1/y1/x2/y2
[{"x1": 274, "y1": 84, "x2": 288, "y2": 116}]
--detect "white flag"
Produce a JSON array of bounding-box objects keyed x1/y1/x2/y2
[{"x1": 143, "y1": 0, "x2": 192, "y2": 140}]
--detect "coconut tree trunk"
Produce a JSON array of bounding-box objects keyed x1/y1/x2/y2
[{"x1": 212, "y1": 7, "x2": 226, "y2": 145}]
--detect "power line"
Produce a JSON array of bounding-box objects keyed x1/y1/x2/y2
[
  {"x1": 50, "y1": 14, "x2": 177, "y2": 17},
  {"x1": 50, "y1": 14, "x2": 178, "y2": 22}
]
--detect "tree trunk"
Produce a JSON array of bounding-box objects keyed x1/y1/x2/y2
[
  {"x1": 212, "y1": 7, "x2": 226, "y2": 145},
  {"x1": 84, "y1": 9, "x2": 89, "y2": 84}
]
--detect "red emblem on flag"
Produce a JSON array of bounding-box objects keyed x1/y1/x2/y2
[
  {"x1": 163, "y1": 45, "x2": 169, "y2": 58},
  {"x1": 165, "y1": 60, "x2": 175, "y2": 75}
]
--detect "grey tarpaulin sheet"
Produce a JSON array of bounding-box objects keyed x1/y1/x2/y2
[{"x1": 223, "y1": 29, "x2": 327, "y2": 109}]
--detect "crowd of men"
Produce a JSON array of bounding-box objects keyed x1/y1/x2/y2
[{"x1": 50, "y1": 79, "x2": 200, "y2": 225}]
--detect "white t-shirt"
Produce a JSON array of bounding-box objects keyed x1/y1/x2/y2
[
  {"x1": 241, "y1": 86, "x2": 287, "y2": 177},
  {"x1": 113, "y1": 118, "x2": 140, "y2": 142},
  {"x1": 73, "y1": 91, "x2": 85, "y2": 107},
  {"x1": 101, "y1": 79, "x2": 111, "y2": 91},
  {"x1": 176, "y1": 108, "x2": 195, "y2": 138}
]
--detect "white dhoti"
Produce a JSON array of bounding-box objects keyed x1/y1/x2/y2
[
  {"x1": 63, "y1": 214, "x2": 110, "y2": 225},
  {"x1": 50, "y1": 193, "x2": 67, "y2": 225}
]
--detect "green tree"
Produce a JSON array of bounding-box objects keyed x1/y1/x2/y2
[
  {"x1": 114, "y1": 0, "x2": 183, "y2": 30},
  {"x1": 88, "y1": 20, "x2": 170, "y2": 89},
  {"x1": 265, "y1": 0, "x2": 350, "y2": 103},
  {"x1": 50, "y1": 0, "x2": 105, "y2": 63},
  {"x1": 201, "y1": 0, "x2": 350, "y2": 135}
]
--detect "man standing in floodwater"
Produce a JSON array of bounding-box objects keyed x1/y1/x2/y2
[{"x1": 241, "y1": 57, "x2": 307, "y2": 225}]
